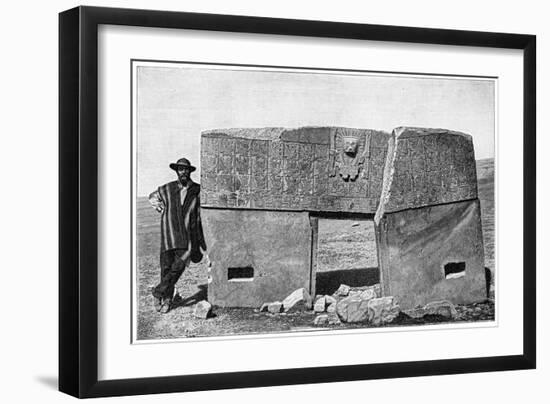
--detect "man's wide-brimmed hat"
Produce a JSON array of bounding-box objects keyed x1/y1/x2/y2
[{"x1": 169, "y1": 157, "x2": 196, "y2": 172}]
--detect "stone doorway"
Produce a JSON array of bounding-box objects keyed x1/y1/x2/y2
[{"x1": 313, "y1": 215, "x2": 380, "y2": 296}]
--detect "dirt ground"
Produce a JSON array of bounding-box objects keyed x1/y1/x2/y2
[{"x1": 136, "y1": 159, "x2": 495, "y2": 340}]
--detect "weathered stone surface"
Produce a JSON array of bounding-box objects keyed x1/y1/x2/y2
[
  {"x1": 362, "y1": 284, "x2": 382, "y2": 298},
  {"x1": 202, "y1": 125, "x2": 485, "y2": 312},
  {"x1": 313, "y1": 314, "x2": 329, "y2": 326},
  {"x1": 268, "y1": 301, "x2": 283, "y2": 313},
  {"x1": 359, "y1": 288, "x2": 377, "y2": 301},
  {"x1": 334, "y1": 284, "x2": 351, "y2": 297},
  {"x1": 325, "y1": 297, "x2": 337, "y2": 313},
  {"x1": 367, "y1": 297, "x2": 400, "y2": 326},
  {"x1": 375, "y1": 127, "x2": 478, "y2": 219},
  {"x1": 282, "y1": 288, "x2": 313, "y2": 312},
  {"x1": 201, "y1": 127, "x2": 390, "y2": 213},
  {"x1": 404, "y1": 306, "x2": 426, "y2": 319},
  {"x1": 424, "y1": 300, "x2": 458, "y2": 319},
  {"x1": 348, "y1": 285, "x2": 379, "y2": 300},
  {"x1": 327, "y1": 314, "x2": 342, "y2": 325},
  {"x1": 336, "y1": 290, "x2": 378, "y2": 323},
  {"x1": 203, "y1": 209, "x2": 315, "y2": 307},
  {"x1": 313, "y1": 313, "x2": 341, "y2": 326},
  {"x1": 406, "y1": 301, "x2": 458, "y2": 319},
  {"x1": 193, "y1": 301, "x2": 212, "y2": 319},
  {"x1": 376, "y1": 199, "x2": 486, "y2": 309},
  {"x1": 314, "y1": 296, "x2": 326, "y2": 312}
]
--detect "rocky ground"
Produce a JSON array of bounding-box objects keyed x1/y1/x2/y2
[{"x1": 135, "y1": 159, "x2": 495, "y2": 340}]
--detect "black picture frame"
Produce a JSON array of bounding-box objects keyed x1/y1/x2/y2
[{"x1": 59, "y1": 5, "x2": 536, "y2": 398}]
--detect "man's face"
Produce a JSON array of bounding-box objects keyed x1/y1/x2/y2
[{"x1": 177, "y1": 167, "x2": 191, "y2": 184}]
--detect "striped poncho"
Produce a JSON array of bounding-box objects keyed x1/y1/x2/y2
[{"x1": 156, "y1": 180, "x2": 206, "y2": 262}]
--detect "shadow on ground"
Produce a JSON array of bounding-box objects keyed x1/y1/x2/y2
[
  {"x1": 316, "y1": 267, "x2": 379, "y2": 295},
  {"x1": 316, "y1": 267, "x2": 493, "y2": 298},
  {"x1": 172, "y1": 284, "x2": 208, "y2": 309}
]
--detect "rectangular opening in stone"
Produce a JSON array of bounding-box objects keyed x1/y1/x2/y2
[
  {"x1": 315, "y1": 217, "x2": 379, "y2": 295},
  {"x1": 444, "y1": 262, "x2": 466, "y2": 279},
  {"x1": 227, "y1": 266, "x2": 254, "y2": 281}
]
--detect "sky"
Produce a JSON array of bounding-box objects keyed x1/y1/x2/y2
[{"x1": 136, "y1": 64, "x2": 495, "y2": 195}]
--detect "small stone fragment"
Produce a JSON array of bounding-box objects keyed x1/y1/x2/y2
[
  {"x1": 325, "y1": 295, "x2": 337, "y2": 306},
  {"x1": 282, "y1": 288, "x2": 312, "y2": 312},
  {"x1": 193, "y1": 300, "x2": 212, "y2": 319},
  {"x1": 348, "y1": 289, "x2": 361, "y2": 298},
  {"x1": 268, "y1": 301, "x2": 283, "y2": 313},
  {"x1": 327, "y1": 313, "x2": 341, "y2": 325},
  {"x1": 334, "y1": 284, "x2": 351, "y2": 297},
  {"x1": 314, "y1": 296, "x2": 326, "y2": 312},
  {"x1": 370, "y1": 284, "x2": 382, "y2": 298},
  {"x1": 313, "y1": 314, "x2": 329, "y2": 326},
  {"x1": 352, "y1": 222, "x2": 360, "y2": 227},
  {"x1": 367, "y1": 297, "x2": 400, "y2": 326},
  {"x1": 404, "y1": 306, "x2": 425, "y2": 319},
  {"x1": 259, "y1": 303, "x2": 269, "y2": 312},
  {"x1": 359, "y1": 288, "x2": 377, "y2": 301},
  {"x1": 423, "y1": 300, "x2": 458, "y2": 319},
  {"x1": 326, "y1": 303, "x2": 337, "y2": 313},
  {"x1": 313, "y1": 313, "x2": 341, "y2": 326}
]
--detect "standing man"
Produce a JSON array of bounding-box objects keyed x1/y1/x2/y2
[{"x1": 148, "y1": 157, "x2": 206, "y2": 313}]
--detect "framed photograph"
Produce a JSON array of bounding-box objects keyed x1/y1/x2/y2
[{"x1": 59, "y1": 6, "x2": 536, "y2": 398}]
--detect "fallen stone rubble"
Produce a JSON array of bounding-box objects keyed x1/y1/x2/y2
[
  {"x1": 193, "y1": 300, "x2": 212, "y2": 319},
  {"x1": 404, "y1": 300, "x2": 458, "y2": 320},
  {"x1": 257, "y1": 284, "x2": 494, "y2": 327},
  {"x1": 282, "y1": 288, "x2": 312, "y2": 312}
]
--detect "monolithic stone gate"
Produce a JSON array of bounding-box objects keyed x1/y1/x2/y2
[{"x1": 200, "y1": 126, "x2": 486, "y2": 310}]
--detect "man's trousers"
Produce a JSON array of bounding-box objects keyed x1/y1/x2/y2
[{"x1": 152, "y1": 248, "x2": 189, "y2": 300}]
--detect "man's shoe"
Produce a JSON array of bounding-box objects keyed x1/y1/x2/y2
[
  {"x1": 153, "y1": 296, "x2": 162, "y2": 312},
  {"x1": 159, "y1": 298, "x2": 172, "y2": 314}
]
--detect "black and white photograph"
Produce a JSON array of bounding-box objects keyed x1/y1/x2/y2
[
  {"x1": 1, "y1": 0, "x2": 543, "y2": 402},
  {"x1": 133, "y1": 61, "x2": 496, "y2": 341}
]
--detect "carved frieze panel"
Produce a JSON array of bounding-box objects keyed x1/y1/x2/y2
[{"x1": 200, "y1": 126, "x2": 477, "y2": 214}]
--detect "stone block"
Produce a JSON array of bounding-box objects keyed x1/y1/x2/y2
[
  {"x1": 334, "y1": 284, "x2": 351, "y2": 297},
  {"x1": 359, "y1": 288, "x2": 377, "y2": 301},
  {"x1": 314, "y1": 296, "x2": 326, "y2": 312},
  {"x1": 268, "y1": 302, "x2": 283, "y2": 313},
  {"x1": 193, "y1": 300, "x2": 212, "y2": 319},
  {"x1": 282, "y1": 288, "x2": 313, "y2": 312},
  {"x1": 313, "y1": 314, "x2": 329, "y2": 326},
  {"x1": 405, "y1": 300, "x2": 458, "y2": 320},
  {"x1": 376, "y1": 199, "x2": 486, "y2": 309},
  {"x1": 200, "y1": 127, "x2": 390, "y2": 213},
  {"x1": 375, "y1": 127, "x2": 478, "y2": 217},
  {"x1": 367, "y1": 297, "x2": 400, "y2": 326},
  {"x1": 423, "y1": 300, "x2": 458, "y2": 319},
  {"x1": 336, "y1": 290, "x2": 378, "y2": 323},
  {"x1": 203, "y1": 209, "x2": 316, "y2": 308},
  {"x1": 313, "y1": 313, "x2": 341, "y2": 326}
]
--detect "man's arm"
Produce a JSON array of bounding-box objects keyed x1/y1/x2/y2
[{"x1": 148, "y1": 190, "x2": 164, "y2": 213}]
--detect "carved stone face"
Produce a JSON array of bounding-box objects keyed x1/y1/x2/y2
[{"x1": 343, "y1": 137, "x2": 359, "y2": 156}]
